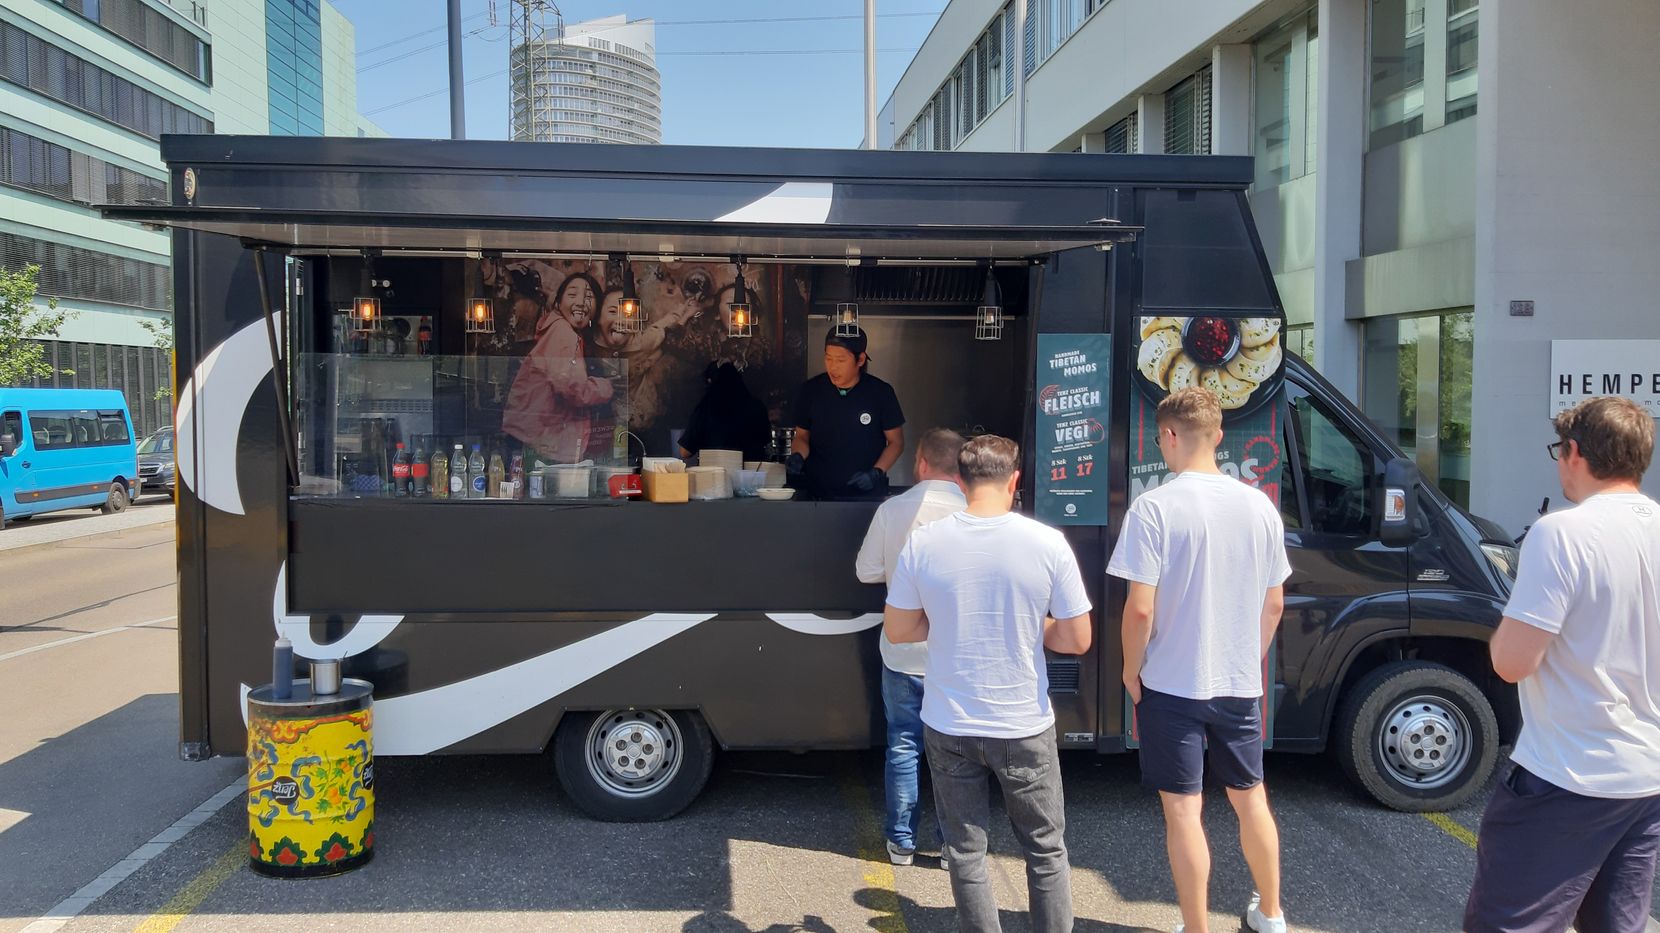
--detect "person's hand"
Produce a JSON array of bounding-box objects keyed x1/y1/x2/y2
[
  {"x1": 1122, "y1": 674, "x2": 1143, "y2": 706},
  {"x1": 785, "y1": 452, "x2": 806, "y2": 474},
  {"x1": 848, "y1": 466, "x2": 884, "y2": 492}
]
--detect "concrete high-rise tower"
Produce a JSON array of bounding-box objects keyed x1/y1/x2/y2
[{"x1": 509, "y1": 10, "x2": 661, "y2": 145}]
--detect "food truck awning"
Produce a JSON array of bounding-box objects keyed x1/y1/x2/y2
[{"x1": 98, "y1": 205, "x2": 1140, "y2": 262}]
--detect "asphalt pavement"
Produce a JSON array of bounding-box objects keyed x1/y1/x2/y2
[{"x1": 3, "y1": 511, "x2": 1657, "y2": 933}]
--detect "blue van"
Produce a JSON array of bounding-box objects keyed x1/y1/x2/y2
[{"x1": 0, "y1": 388, "x2": 141, "y2": 526}]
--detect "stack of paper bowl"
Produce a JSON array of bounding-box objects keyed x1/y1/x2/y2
[{"x1": 700, "y1": 449, "x2": 744, "y2": 478}]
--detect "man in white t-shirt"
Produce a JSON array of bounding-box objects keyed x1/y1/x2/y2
[
  {"x1": 1107, "y1": 387, "x2": 1291, "y2": 933},
  {"x1": 884, "y1": 435, "x2": 1092, "y2": 933},
  {"x1": 1465, "y1": 396, "x2": 1660, "y2": 933},
  {"x1": 856, "y1": 426, "x2": 967, "y2": 867}
]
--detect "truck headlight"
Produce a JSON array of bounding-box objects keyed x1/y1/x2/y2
[{"x1": 1481, "y1": 542, "x2": 1519, "y2": 580}]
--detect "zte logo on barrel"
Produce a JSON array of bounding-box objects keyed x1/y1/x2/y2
[
  {"x1": 361, "y1": 761, "x2": 375, "y2": 791},
  {"x1": 270, "y1": 776, "x2": 299, "y2": 804}
]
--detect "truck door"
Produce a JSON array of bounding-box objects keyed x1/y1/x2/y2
[{"x1": 1272, "y1": 381, "x2": 1413, "y2": 745}]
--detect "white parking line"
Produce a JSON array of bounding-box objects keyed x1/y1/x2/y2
[
  {"x1": 20, "y1": 777, "x2": 244, "y2": 933},
  {"x1": 0, "y1": 615, "x2": 176, "y2": 663}
]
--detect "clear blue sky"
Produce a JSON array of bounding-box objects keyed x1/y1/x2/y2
[{"x1": 332, "y1": 1, "x2": 944, "y2": 147}]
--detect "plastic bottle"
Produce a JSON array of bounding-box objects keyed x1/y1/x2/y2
[
  {"x1": 271, "y1": 636, "x2": 293, "y2": 700},
  {"x1": 488, "y1": 449, "x2": 505, "y2": 498},
  {"x1": 411, "y1": 434, "x2": 429, "y2": 497},
  {"x1": 431, "y1": 441, "x2": 449, "y2": 499},
  {"x1": 450, "y1": 444, "x2": 467, "y2": 498},
  {"x1": 417, "y1": 316, "x2": 433, "y2": 356},
  {"x1": 392, "y1": 442, "x2": 411, "y2": 497},
  {"x1": 509, "y1": 450, "x2": 525, "y2": 500},
  {"x1": 469, "y1": 444, "x2": 487, "y2": 499}
]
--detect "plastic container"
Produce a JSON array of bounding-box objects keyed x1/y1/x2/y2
[
  {"x1": 733, "y1": 470, "x2": 765, "y2": 497},
  {"x1": 590, "y1": 465, "x2": 635, "y2": 498},
  {"x1": 545, "y1": 464, "x2": 593, "y2": 498}
]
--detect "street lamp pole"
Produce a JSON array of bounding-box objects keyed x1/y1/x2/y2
[
  {"x1": 447, "y1": 0, "x2": 466, "y2": 140},
  {"x1": 864, "y1": 0, "x2": 877, "y2": 149}
]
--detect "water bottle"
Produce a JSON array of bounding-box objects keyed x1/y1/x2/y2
[
  {"x1": 450, "y1": 444, "x2": 466, "y2": 498},
  {"x1": 469, "y1": 444, "x2": 487, "y2": 499}
]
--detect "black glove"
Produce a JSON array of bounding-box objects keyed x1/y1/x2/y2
[
  {"x1": 785, "y1": 452, "x2": 806, "y2": 474},
  {"x1": 848, "y1": 466, "x2": 884, "y2": 493}
]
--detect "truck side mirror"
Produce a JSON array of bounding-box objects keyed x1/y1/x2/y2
[
  {"x1": 0, "y1": 433, "x2": 15, "y2": 458},
  {"x1": 1379, "y1": 457, "x2": 1421, "y2": 548}
]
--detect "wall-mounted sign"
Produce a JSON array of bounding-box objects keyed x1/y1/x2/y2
[
  {"x1": 1550, "y1": 340, "x2": 1660, "y2": 417},
  {"x1": 1034, "y1": 333, "x2": 1111, "y2": 525}
]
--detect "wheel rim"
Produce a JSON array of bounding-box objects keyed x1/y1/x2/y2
[
  {"x1": 583, "y1": 709, "x2": 683, "y2": 799},
  {"x1": 1377, "y1": 693, "x2": 1473, "y2": 790},
  {"x1": 110, "y1": 484, "x2": 127, "y2": 510}
]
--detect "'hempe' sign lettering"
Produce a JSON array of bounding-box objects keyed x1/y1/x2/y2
[
  {"x1": 1035, "y1": 334, "x2": 1111, "y2": 526},
  {"x1": 1550, "y1": 340, "x2": 1660, "y2": 417}
]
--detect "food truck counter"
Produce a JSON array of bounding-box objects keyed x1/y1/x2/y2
[{"x1": 286, "y1": 494, "x2": 886, "y2": 615}]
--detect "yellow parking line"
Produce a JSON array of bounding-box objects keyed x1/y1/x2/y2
[
  {"x1": 132, "y1": 844, "x2": 243, "y2": 933},
  {"x1": 1423, "y1": 812, "x2": 1479, "y2": 850},
  {"x1": 838, "y1": 764, "x2": 910, "y2": 933}
]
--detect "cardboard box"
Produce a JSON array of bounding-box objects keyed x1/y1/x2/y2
[{"x1": 642, "y1": 471, "x2": 689, "y2": 503}]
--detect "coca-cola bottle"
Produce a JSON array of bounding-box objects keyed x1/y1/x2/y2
[
  {"x1": 411, "y1": 434, "x2": 429, "y2": 497},
  {"x1": 392, "y1": 442, "x2": 412, "y2": 497},
  {"x1": 418, "y1": 316, "x2": 433, "y2": 356}
]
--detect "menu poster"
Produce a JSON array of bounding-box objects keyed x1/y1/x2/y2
[{"x1": 1034, "y1": 333, "x2": 1112, "y2": 526}]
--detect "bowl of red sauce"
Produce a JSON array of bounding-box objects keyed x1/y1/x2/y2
[{"x1": 1183, "y1": 316, "x2": 1239, "y2": 366}]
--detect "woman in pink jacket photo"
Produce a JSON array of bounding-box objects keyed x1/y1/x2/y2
[{"x1": 502, "y1": 271, "x2": 614, "y2": 463}]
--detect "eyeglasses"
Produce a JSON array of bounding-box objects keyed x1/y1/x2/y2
[{"x1": 1547, "y1": 440, "x2": 1570, "y2": 461}]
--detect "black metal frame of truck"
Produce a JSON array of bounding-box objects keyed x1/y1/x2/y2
[{"x1": 108, "y1": 136, "x2": 1522, "y2": 820}]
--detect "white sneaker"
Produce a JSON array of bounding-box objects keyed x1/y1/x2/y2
[
  {"x1": 1172, "y1": 925, "x2": 1184, "y2": 933},
  {"x1": 1246, "y1": 892, "x2": 1286, "y2": 933},
  {"x1": 886, "y1": 840, "x2": 915, "y2": 866}
]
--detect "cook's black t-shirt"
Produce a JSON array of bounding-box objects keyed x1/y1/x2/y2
[{"x1": 794, "y1": 372, "x2": 904, "y2": 498}]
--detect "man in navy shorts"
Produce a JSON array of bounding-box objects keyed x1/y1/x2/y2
[
  {"x1": 1465, "y1": 396, "x2": 1660, "y2": 933},
  {"x1": 1108, "y1": 387, "x2": 1291, "y2": 933}
]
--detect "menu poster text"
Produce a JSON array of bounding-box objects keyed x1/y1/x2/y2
[{"x1": 1035, "y1": 333, "x2": 1112, "y2": 525}]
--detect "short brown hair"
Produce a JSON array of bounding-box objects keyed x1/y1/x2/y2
[
  {"x1": 916, "y1": 427, "x2": 966, "y2": 478},
  {"x1": 1554, "y1": 397, "x2": 1654, "y2": 481},
  {"x1": 1157, "y1": 386, "x2": 1223, "y2": 435},
  {"x1": 958, "y1": 434, "x2": 1020, "y2": 487}
]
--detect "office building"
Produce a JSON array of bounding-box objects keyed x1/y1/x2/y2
[
  {"x1": 510, "y1": 14, "x2": 661, "y2": 145},
  {"x1": 0, "y1": 0, "x2": 382, "y2": 436},
  {"x1": 880, "y1": 0, "x2": 1660, "y2": 533}
]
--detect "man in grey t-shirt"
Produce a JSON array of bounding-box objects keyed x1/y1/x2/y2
[
  {"x1": 1465, "y1": 397, "x2": 1660, "y2": 933},
  {"x1": 885, "y1": 435, "x2": 1092, "y2": 933}
]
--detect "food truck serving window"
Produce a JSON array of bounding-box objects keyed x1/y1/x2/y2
[{"x1": 289, "y1": 253, "x2": 1042, "y2": 508}]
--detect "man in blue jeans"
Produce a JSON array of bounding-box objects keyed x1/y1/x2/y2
[
  {"x1": 886, "y1": 435, "x2": 1093, "y2": 933},
  {"x1": 856, "y1": 427, "x2": 966, "y2": 866}
]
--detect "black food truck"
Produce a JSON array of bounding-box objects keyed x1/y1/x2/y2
[{"x1": 108, "y1": 137, "x2": 1521, "y2": 821}]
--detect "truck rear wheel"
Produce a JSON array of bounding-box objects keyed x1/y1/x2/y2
[
  {"x1": 553, "y1": 708, "x2": 714, "y2": 822},
  {"x1": 1336, "y1": 661, "x2": 1499, "y2": 812}
]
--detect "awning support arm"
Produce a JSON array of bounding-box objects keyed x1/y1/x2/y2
[{"x1": 253, "y1": 247, "x2": 301, "y2": 490}]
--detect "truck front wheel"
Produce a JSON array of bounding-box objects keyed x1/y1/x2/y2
[
  {"x1": 1336, "y1": 661, "x2": 1499, "y2": 812},
  {"x1": 553, "y1": 708, "x2": 714, "y2": 822}
]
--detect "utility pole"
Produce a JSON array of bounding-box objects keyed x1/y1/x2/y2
[
  {"x1": 447, "y1": 0, "x2": 466, "y2": 139},
  {"x1": 864, "y1": 0, "x2": 877, "y2": 149},
  {"x1": 1014, "y1": 0, "x2": 1027, "y2": 152}
]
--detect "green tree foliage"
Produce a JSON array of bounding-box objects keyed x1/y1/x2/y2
[
  {"x1": 0, "y1": 265, "x2": 75, "y2": 386},
  {"x1": 138, "y1": 315, "x2": 174, "y2": 399}
]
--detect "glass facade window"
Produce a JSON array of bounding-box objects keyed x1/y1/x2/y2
[
  {"x1": 1361, "y1": 309, "x2": 1473, "y2": 507},
  {"x1": 1163, "y1": 66, "x2": 1212, "y2": 155},
  {"x1": 1446, "y1": 0, "x2": 1478, "y2": 125},
  {"x1": 0, "y1": 234, "x2": 169, "y2": 310},
  {"x1": 266, "y1": 0, "x2": 324, "y2": 137},
  {"x1": 0, "y1": 22, "x2": 212, "y2": 139},
  {"x1": 1251, "y1": 9, "x2": 1319, "y2": 189},
  {"x1": 1369, "y1": 0, "x2": 1425, "y2": 149},
  {"x1": 53, "y1": 0, "x2": 212, "y2": 83},
  {"x1": 0, "y1": 127, "x2": 167, "y2": 205}
]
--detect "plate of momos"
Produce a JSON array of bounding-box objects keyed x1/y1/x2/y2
[{"x1": 1134, "y1": 315, "x2": 1285, "y2": 422}]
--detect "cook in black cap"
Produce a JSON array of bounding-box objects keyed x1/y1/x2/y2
[{"x1": 787, "y1": 327, "x2": 905, "y2": 500}]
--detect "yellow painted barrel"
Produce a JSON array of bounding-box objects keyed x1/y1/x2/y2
[{"x1": 246, "y1": 679, "x2": 375, "y2": 877}]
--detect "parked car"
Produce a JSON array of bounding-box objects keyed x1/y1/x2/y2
[
  {"x1": 0, "y1": 388, "x2": 140, "y2": 526},
  {"x1": 137, "y1": 427, "x2": 175, "y2": 495}
]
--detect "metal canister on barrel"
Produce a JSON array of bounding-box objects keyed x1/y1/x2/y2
[{"x1": 246, "y1": 677, "x2": 375, "y2": 877}]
